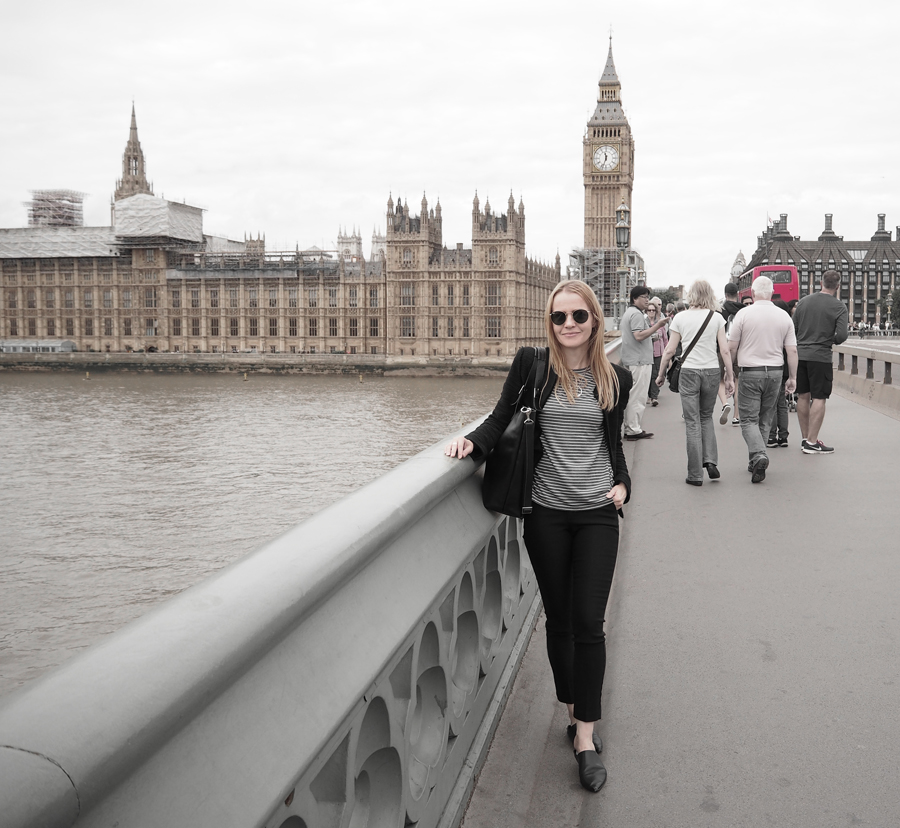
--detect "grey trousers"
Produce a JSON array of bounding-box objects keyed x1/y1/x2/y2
[
  {"x1": 768, "y1": 378, "x2": 789, "y2": 441},
  {"x1": 679, "y1": 368, "x2": 720, "y2": 482},
  {"x1": 738, "y1": 369, "x2": 782, "y2": 461}
]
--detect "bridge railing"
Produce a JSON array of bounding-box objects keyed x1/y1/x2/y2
[
  {"x1": 0, "y1": 338, "x2": 622, "y2": 828},
  {"x1": 833, "y1": 341, "x2": 900, "y2": 416}
]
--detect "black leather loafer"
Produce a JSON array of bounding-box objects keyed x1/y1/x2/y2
[
  {"x1": 575, "y1": 748, "x2": 607, "y2": 792},
  {"x1": 566, "y1": 723, "x2": 602, "y2": 753},
  {"x1": 685, "y1": 478, "x2": 703, "y2": 486},
  {"x1": 704, "y1": 462, "x2": 720, "y2": 480}
]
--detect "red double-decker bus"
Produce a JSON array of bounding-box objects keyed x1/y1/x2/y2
[{"x1": 737, "y1": 265, "x2": 800, "y2": 304}]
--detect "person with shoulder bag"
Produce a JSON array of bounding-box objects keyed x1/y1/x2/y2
[
  {"x1": 444, "y1": 280, "x2": 632, "y2": 793},
  {"x1": 656, "y1": 280, "x2": 734, "y2": 486}
]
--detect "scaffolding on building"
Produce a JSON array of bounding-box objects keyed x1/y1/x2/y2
[
  {"x1": 568, "y1": 247, "x2": 645, "y2": 328},
  {"x1": 26, "y1": 190, "x2": 85, "y2": 227}
]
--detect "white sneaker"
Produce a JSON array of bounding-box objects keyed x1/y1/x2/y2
[{"x1": 719, "y1": 403, "x2": 733, "y2": 425}]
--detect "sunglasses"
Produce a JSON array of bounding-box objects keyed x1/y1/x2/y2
[{"x1": 550, "y1": 309, "x2": 590, "y2": 325}]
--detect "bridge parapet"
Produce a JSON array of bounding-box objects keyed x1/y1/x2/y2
[
  {"x1": 833, "y1": 341, "x2": 900, "y2": 417},
  {"x1": 0, "y1": 427, "x2": 538, "y2": 828}
]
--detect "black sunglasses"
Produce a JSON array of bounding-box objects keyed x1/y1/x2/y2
[{"x1": 550, "y1": 309, "x2": 590, "y2": 325}]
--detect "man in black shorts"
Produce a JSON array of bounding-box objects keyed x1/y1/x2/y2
[{"x1": 792, "y1": 269, "x2": 848, "y2": 454}]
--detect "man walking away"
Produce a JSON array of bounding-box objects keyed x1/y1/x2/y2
[
  {"x1": 727, "y1": 276, "x2": 798, "y2": 483},
  {"x1": 793, "y1": 269, "x2": 849, "y2": 454},
  {"x1": 621, "y1": 285, "x2": 668, "y2": 440}
]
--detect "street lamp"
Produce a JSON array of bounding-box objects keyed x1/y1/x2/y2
[
  {"x1": 615, "y1": 200, "x2": 631, "y2": 329},
  {"x1": 887, "y1": 292, "x2": 894, "y2": 336}
]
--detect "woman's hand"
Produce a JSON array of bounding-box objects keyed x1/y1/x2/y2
[
  {"x1": 605, "y1": 483, "x2": 627, "y2": 510},
  {"x1": 445, "y1": 437, "x2": 474, "y2": 459}
]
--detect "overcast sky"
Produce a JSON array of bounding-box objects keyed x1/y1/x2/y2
[{"x1": 2, "y1": 0, "x2": 899, "y2": 294}]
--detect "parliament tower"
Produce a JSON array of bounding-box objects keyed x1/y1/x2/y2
[
  {"x1": 114, "y1": 105, "x2": 153, "y2": 201},
  {"x1": 583, "y1": 39, "x2": 634, "y2": 249}
]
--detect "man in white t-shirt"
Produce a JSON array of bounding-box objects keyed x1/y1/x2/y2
[{"x1": 727, "y1": 276, "x2": 798, "y2": 483}]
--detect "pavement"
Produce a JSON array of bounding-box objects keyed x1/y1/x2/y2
[{"x1": 461, "y1": 390, "x2": 900, "y2": 828}]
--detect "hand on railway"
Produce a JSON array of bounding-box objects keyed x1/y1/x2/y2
[{"x1": 445, "y1": 437, "x2": 474, "y2": 459}]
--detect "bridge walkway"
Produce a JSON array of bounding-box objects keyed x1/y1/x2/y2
[{"x1": 462, "y1": 389, "x2": 900, "y2": 828}]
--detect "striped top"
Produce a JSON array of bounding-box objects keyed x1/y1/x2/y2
[{"x1": 532, "y1": 369, "x2": 616, "y2": 511}]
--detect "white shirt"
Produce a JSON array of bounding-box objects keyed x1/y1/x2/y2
[{"x1": 669, "y1": 309, "x2": 724, "y2": 370}]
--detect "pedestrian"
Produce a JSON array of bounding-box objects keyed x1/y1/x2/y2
[
  {"x1": 645, "y1": 298, "x2": 668, "y2": 407},
  {"x1": 793, "y1": 269, "x2": 849, "y2": 454},
  {"x1": 445, "y1": 279, "x2": 631, "y2": 792},
  {"x1": 727, "y1": 276, "x2": 798, "y2": 483},
  {"x1": 656, "y1": 280, "x2": 734, "y2": 485},
  {"x1": 620, "y1": 285, "x2": 668, "y2": 440},
  {"x1": 718, "y1": 283, "x2": 745, "y2": 426}
]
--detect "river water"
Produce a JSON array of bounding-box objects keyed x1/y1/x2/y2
[{"x1": 0, "y1": 371, "x2": 502, "y2": 697}]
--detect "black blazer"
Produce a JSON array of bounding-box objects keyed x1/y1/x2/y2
[{"x1": 466, "y1": 346, "x2": 633, "y2": 507}]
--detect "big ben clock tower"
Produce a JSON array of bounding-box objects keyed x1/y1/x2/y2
[{"x1": 584, "y1": 39, "x2": 634, "y2": 249}]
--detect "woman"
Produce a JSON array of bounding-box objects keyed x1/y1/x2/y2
[
  {"x1": 656, "y1": 280, "x2": 734, "y2": 485},
  {"x1": 445, "y1": 280, "x2": 631, "y2": 793},
  {"x1": 645, "y1": 298, "x2": 668, "y2": 407}
]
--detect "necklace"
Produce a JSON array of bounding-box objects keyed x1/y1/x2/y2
[{"x1": 555, "y1": 368, "x2": 591, "y2": 402}]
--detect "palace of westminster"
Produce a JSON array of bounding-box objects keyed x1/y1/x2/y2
[{"x1": 2, "y1": 44, "x2": 896, "y2": 356}]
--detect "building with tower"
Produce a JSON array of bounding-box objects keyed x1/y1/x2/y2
[
  {"x1": 570, "y1": 39, "x2": 644, "y2": 322},
  {"x1": 1, "y1": 109, "x2": 558, "y2": 358}
]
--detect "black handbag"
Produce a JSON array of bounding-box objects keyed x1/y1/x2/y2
[
  {"x1": 666, "y1": 311, "x2": 714, "y2": 393},
  {"x1": 481, "y1": 347, "x2": 548, "y2": 517}
]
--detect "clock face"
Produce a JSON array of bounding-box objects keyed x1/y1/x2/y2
[{"x1": 592, "y1": 145, "x2": 620, "y2": 172}]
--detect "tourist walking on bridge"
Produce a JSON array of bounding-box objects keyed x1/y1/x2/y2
[
  {"x1": 727, "y1": 276, "x2": 798, "y2": 483},
  {"x1": 793, "y1": 269, "x2": 848, "y2": 454},
  {"x1": 445, "y1": 280, "x2": 631, "y2": 793},
  {"x1": 621, "y1": 285, "x2": 668, "y2": 440},
  {"x1": 655, "y1": 280, "x2": 734, "y2": 485}
]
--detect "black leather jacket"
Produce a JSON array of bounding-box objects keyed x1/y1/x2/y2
[{"x1": 465, "y1": 346, "x2": 633, "y2": 507}]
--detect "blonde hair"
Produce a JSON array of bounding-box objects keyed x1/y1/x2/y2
[
  {"x1": 686, "y1": 280, "x2": 721, "y2": 311},
  {"x1": 544, "y1": 280, "x2": 620, "y2": 410}
]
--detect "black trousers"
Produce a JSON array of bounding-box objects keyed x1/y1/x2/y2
[{"x1": 523, "y1": 502, "x2": 619, "y2": 722}]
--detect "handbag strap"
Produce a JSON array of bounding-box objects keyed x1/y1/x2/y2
[
  {"x1": 522, "y1": 347, "x2": 548, "y2": 515},
  {"x1": 679, "y1": 310, "x2": 715, "y2": 362}
]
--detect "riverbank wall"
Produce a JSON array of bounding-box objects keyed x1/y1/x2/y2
[{"x1": 0, "y1": 351, "x2": 514, "y2": 376}]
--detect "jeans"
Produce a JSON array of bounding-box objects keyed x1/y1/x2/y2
[
  {"x1": 523, "y1": 503, "x2": 619, "y2": 722},
  {"x1": 648, "y1": 355, "x2": 662, "y2": 400},
  {"x1": 768, "y1": 378, "x2": 789, "y2": 441},
  {"x1": 624, "y1": 363, "x2": 652, "y2": 435},
  {"x1": 679, "y1": 368, "x2": 720, "y2": 482},
  {"x1": 738, "y1": 369, "x2": 781, "y2": 461}
]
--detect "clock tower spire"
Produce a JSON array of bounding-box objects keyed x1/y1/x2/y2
[
  {"x1": 583, "y1": 38, "x2": 634, "y2": 249},
  {"x1": 115, "y1": 104, "x2": 154, "y2": 202}
]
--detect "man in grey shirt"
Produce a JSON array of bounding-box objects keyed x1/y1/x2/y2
[
  {"x1": 793, "y1": 269, "x2": 848, "y2": 454},
  {"x1": 621, "y1": 285, "x2": 668, "y2": 439}
]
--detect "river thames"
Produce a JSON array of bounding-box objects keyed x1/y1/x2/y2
[{"x1": 0, "y1": 371, "x2": 502, "y2": 697}]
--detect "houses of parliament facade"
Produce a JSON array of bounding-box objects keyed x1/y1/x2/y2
[{"x1": 0, "y1": 109, "x2": 560, "y2": 358}]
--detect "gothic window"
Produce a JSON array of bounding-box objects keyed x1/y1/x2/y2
[
  {"x1": 6, "y1": 291, "x2": 15, "y2": 309},
  {"x1": 129, "y1": 158, "x2": 138, "y2": 176},
  {"x1": 250, "y1": 318, "x2": 259, "y2": 337},
  {"x1": 146, "y1": 318, "x2": 159, "y2": 336},
  {"x1": 308, "y1": 288, "x2": 318, "y2": 308},
  {"x1": 308, "y1": 318, "x2": 318, "y2": 336},
  {"x1": 369, "y1": 317, "x2": 379, "y2": 337},
  {"x1": 172, "y1": 318, "x2": 182, "y2": 336},
  {"x1": 447, "y1": 317, "x2": 454, "y2": 338},
  {"x1": 400, "y1": 316, "x2": 415, "y2": 337},
  {"x1": 289, "y1": 288, "x2": 298, "y2": 308},
  {"x1": 329, "y1": 288, "x2": 337, "y2": 308},
  {"x1": 269, "y1": 318, "x2": 278, "y2": 337},
  {"x1": 46, "y1": 290, "x2": 56, "y2": 309},
  {"x1": 463, "y1": 316, "x2": 470, "y2": 337},
  {"x1": 191, "y1": 318, "x2": 201, "y2": 337},
  {"x1": 462, "y1": 285, "x2": 470, "y2": 306},
  {"x1": 210, "y1": 289, "x2": 219, "y2": 308},
  {"x1": 145, "y1": 249, "x2": 155, "y2": 263},
  {"x1": 102, "y1": 290, "x2": 112, "y2": 309},
  {"x1": 48, "y1": 319, "x2": 57, "y2": 336},
  {"x1": 369, "y1": 288, "x2": 379, "y2": 308},
  {"x1": 26, "y1": 290, "x2": 36, "y2": 309},
  {"x1": 249, "y1": 289, "x2": 258, "y2": 308},
  {"x1": 230, "y1": 289, "x2": 239, "y2": 308},
  {"x1": 211, "y1": 318, "x2": 220, "y2": 337},
  {"x1": 403, "y1": 248, "x2": 412, "y2": 264},
  {"x1": 10, "y1": 319, "x2": 18, "y2": 336},
  {"x1": 447, "y1": 285, "x2": 454, "y2": 306},
  {"x1": 487, "y1": 282, "x2": 501, "y2": 306},
  {"x1": 489, "y1": 247, "x2": 498, "y2": 265},
  {"x1": 27, "y1": 318, "x2": 37, "y2": 336},
  {"x1": 432, "y1": 285, "x2": 439, "y2": 306},
  {"x1": 270, "y1": 289, "x2": 278, "y2": 308},
  {"x1": 487, "y1": 317, "x2": 501, "y2": 338},
  {"x1": 230, "y1": 318, "x2": 239, "y2": 337},
  {"x1": 191, "y1": 289, "x2": 200, "y2": 308},
  {"x1": 329, "y1": 318, "x2": 338, "y2": 336},
  {"x1": 289, "y1": 318, "x2": 298, "y2": 337},
  {"x1": 83, "y1": 290, "x2": 93, "y2": 309},
  {"x1": 349, "y1": 287, "x2": 358, "y2": 308},
  {"x1": 432, "y1": 317, "x2": 439, "y2": 337},
  {"x1": 144, "y1": 288, "x2": 157, "y2": 309},
  {"x1": 122, "y1": 318, "x2": 131, "y2": 336},
  {"x1": 401, "y1": 284, "x2": 415, "y2": 306}
]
